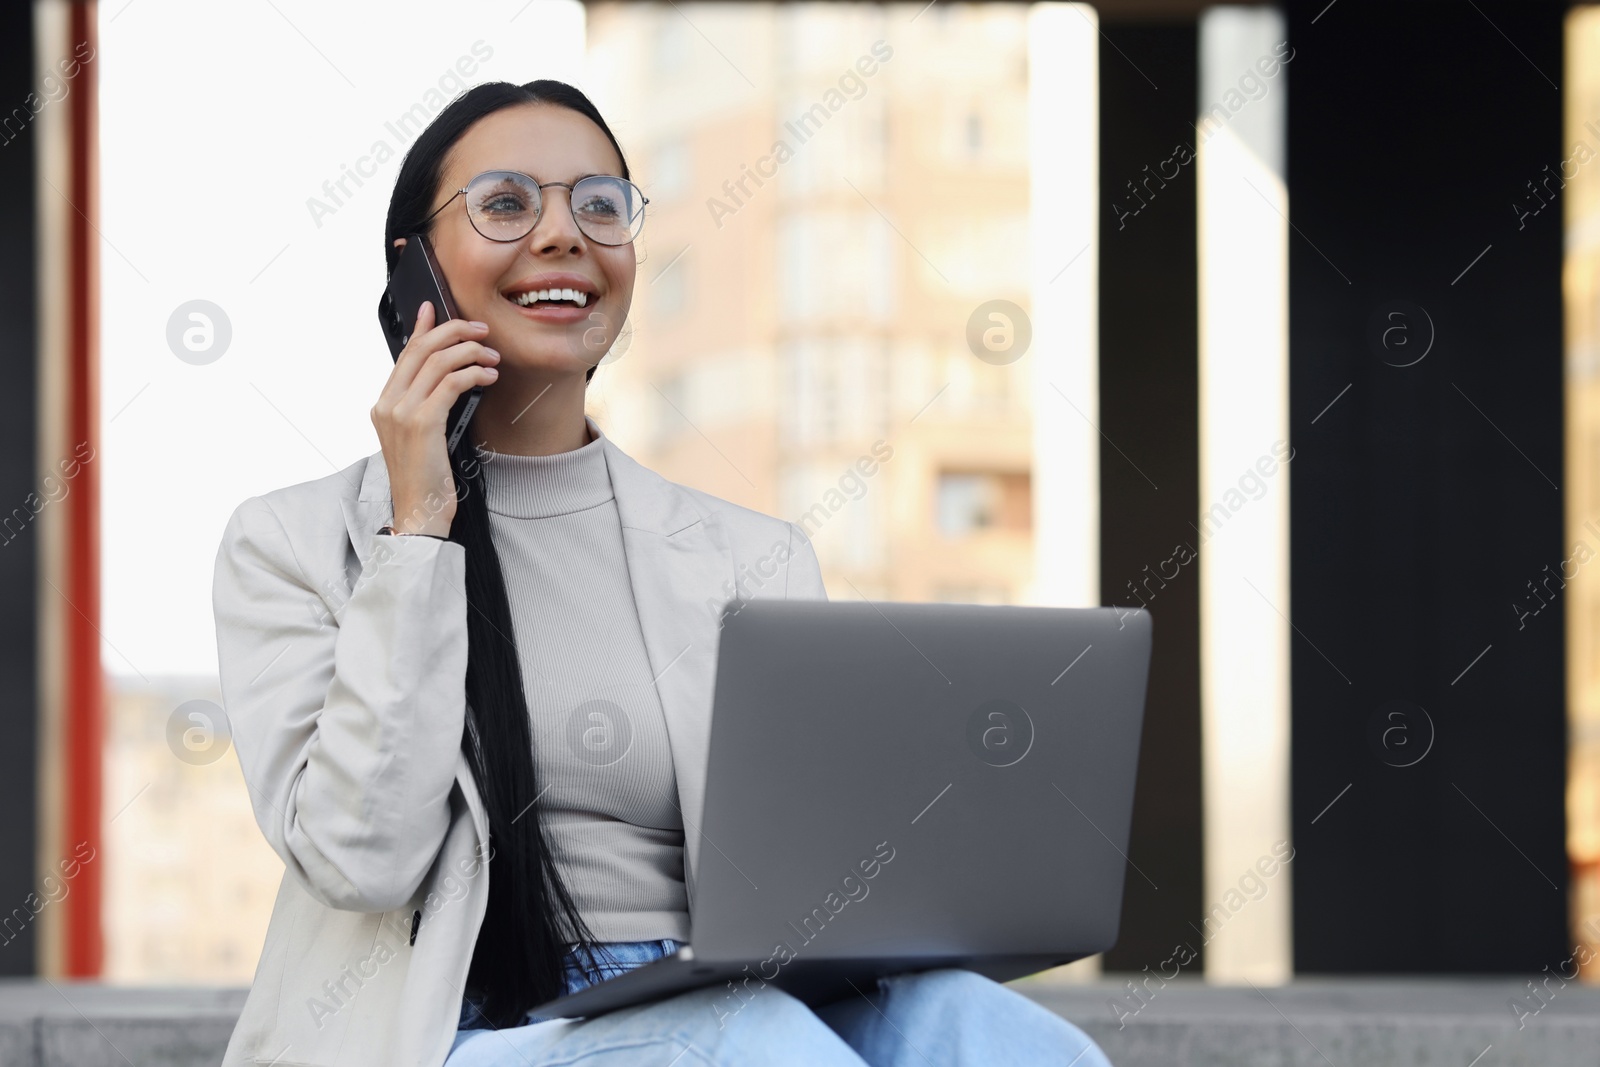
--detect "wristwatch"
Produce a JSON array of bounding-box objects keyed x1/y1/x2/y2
[{"x1": 376, "y1": 524, "x2": 448, "y2": 541}]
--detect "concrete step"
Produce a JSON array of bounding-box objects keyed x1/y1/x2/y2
[
  {"x1": 0, "y1": 977, "x2": 1595, "y2": 1066},
  {"x1": 0, "y1": 982, "x2": 245, "y2": 1067},
  {"x1": 1018, "y1": 976, "x2": 1600, "y2": 1067}
]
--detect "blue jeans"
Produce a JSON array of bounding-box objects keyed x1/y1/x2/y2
[{"x1": 448, "y1": 938, "x2": 1113, "y2": 1065}]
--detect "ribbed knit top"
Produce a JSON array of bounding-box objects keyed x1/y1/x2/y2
[{"x1": 476, "y1": 416, "x2": 690, "y2": 943}]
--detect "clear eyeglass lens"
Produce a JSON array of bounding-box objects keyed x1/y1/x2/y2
[{"x1": 464, "y1": 172, "x2": 643, "y2": 246}]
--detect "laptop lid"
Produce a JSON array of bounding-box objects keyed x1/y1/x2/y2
[{"x1": 687, "y1": 600, "x2": 1153, "y2": 967}]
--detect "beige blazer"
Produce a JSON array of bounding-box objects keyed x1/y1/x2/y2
[{"x1": 211, "y1": 430, "x2": 827, "y2": 1067}]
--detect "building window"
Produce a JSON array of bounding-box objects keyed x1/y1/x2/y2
[
  {"x1": 932, "y1": 584, "x2": 1010, "y2": 605},
  {"x1": 778, "y1": 211, "x2": 896, "y2": 324},
  {"x1": 653, "y1": 371, "x2": 689, "y2": 448},
  {"x1": 936, "y1": 470, "x2": 1031, "y2": 537},
  {"x1": 654, "y1": 16, "x2": 691, "y2": 75},
  {"x1": 652, "y1": 139, "x2": 689, "y2": 201},
  {"x1": 653, "y1": 254, "x2": 686, "y2": 317}
]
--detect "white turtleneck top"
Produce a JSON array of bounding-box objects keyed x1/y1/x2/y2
[{"x1": 475, "y1": 416, "x2": 690, "y2": 943}]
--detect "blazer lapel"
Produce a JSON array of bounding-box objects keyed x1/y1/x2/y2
[
  {"x1": 339, "y1": 452, "x2": 388, "y2": 572},
  {"x1": 600, "y1": 435, "x2": 734, "y2": 908}
]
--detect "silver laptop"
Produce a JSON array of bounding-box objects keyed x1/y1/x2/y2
[{"x1": 530, "y1": 599, "x2": 1153, "y2": 1019}]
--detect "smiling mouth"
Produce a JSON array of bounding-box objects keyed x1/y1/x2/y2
[{"x1": 507, "y1": 288, "x2": 591, "y2": 309}]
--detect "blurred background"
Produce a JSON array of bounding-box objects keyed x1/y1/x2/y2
[{"x1": 1, "y1": 0, "x2": 1597, "y2": 1054}]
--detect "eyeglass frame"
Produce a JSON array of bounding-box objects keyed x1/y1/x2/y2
[{"x1": 419, "y1": 170, "x2": 649, "y2": 247}]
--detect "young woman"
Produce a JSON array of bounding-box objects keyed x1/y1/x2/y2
[{"x1": 212, "y1": 78, "x2": 1115, "y2": 1067}]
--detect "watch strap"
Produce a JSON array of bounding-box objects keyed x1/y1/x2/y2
[{"x1": 376, "y1": 524, "x2": 448, "y2": 541}]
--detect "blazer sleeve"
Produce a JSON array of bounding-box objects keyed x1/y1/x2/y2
[
  {"x1": 784, "y1": 521, "x2": 829, "y2": 601},
  {"x1": 211, "y1": 495, "x2": 470, "y2": 913}
]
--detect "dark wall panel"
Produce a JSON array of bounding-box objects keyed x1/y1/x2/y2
[
  {"x1": 1287, "y1": 0, "x2": 1568, "y2": 972},
  {"x1": 1097, "y1": 21, "x2": 1204, "y2": 974},
  {"x1": 0, "y1": 1, "x2": 40, "y2": 977}
]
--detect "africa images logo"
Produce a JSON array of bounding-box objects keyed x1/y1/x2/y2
[{"x1": 966, "y1": 698, "x2": 1034, "y2": 768}]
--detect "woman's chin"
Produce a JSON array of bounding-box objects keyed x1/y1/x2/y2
[{"x1": 497, "y1": 347, "x2": 600, "y2": 378}]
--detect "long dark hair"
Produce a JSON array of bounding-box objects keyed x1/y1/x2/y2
[{"x1": 381, "y1": 79, "x2": 632, "y2": 1028}]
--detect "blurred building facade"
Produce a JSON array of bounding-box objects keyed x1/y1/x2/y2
[
  {"x1": 102, "y1": 678, "x2": 279, "y2": 982},
  {"x1": 583, "y1": 0, "x2": 1036, "y2": 605}
]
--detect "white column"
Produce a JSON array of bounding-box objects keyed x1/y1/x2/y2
[
  {"x1": 1026, "y1": 1, "x2": 1101, "y2": 983},
  {"x1": 1196, "y1": 4, "x2": 1293, "y2": 983},
  {"x1": 1027, "y1": 2, "x2": 1099, "y2": 612}
]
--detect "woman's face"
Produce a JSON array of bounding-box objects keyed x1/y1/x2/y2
[{"x1": 417, "y1": 103, "x2": 636, "y2": 375}]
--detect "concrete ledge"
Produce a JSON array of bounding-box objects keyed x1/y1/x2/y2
[
  {"x1": 1, "y1": 977, "x2": 1596, "y2": 1066},
  {"x1": 0, "y1": 983, "x2": 246, "y2": 1067},
  {"x1": 1017, "y1": 977, "x2": 1600, "y2": 1067}
]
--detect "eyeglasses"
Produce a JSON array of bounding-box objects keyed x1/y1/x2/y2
[{"x1": 422, "y1": 170, "x2": 648, "y2": 247}]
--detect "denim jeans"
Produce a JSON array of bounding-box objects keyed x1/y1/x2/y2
[
  {"x1": 447, "y1": 938, "x2": 1113, "y2": 1066},
  {"x1": 456, "y1": 938, "x2": 691, "y2": 1030}
]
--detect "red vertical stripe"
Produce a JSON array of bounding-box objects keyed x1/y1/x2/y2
[{"x1": 63, "y1": 0, "x2": 102, "y2": 978}]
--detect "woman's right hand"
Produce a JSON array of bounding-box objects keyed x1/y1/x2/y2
[{"x1": 370, "y1": 299, "x2": 500, "y2": 537}]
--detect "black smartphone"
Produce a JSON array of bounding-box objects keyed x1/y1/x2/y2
[{"x1": 377, "y1": 232, "x2": 483, "y2": 457}]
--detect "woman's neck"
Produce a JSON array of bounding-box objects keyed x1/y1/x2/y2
[{"x1": 467, "y1": 368, "x2": 592, "y2": 456}]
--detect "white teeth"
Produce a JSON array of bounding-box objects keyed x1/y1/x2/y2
[{"x1": 511, "y1": 287, "x2": 591, "y2": 308}]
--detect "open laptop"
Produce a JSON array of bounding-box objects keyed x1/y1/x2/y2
[{"x1": 530, "y1": 599, "x2": 1153, "y2": 1019}]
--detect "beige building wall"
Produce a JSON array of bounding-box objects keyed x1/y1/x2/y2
[
  {"x1": 103, "y1": 676, "x2": 281, "y2": 982},
  {"x1": 585, "y1": 0, "x2": 1036, "y2": 606}
]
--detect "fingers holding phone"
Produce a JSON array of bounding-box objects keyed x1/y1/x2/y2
[
  {"x1": 371, "y1": 300, "x2": 500, "y2": 536},
  {"x1": 387, "y1": 300, "x2": 499, "y2": 401}
]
